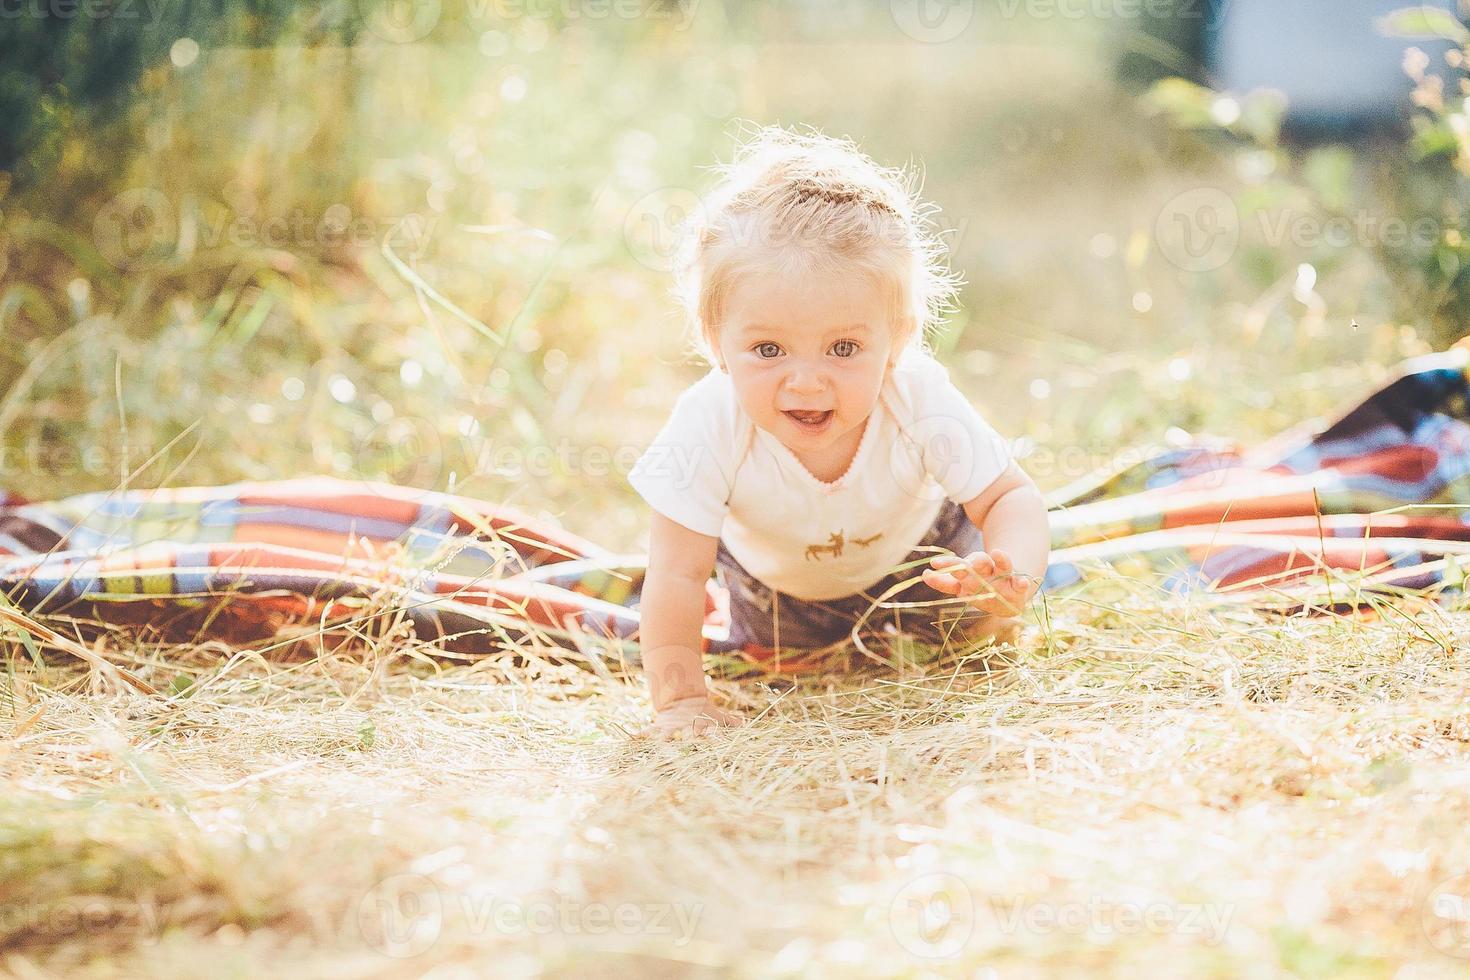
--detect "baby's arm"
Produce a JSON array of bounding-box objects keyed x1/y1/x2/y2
[
  {"x1": 924, "y1": 461, "x2": 1050, "y2": 617},
  {"x1": 962, "y1": 460, "x2": 1049, "y2": 582},
  {"x1": 639, "y1": 511, "x2": 745, "y2": 737}
]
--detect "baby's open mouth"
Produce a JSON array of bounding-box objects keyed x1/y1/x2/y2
[{"x1": 783, "y1": 409, "x2": 833, "y2": 431}]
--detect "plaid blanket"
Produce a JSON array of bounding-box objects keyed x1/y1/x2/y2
[{"x1": 4, "y1": 345, "x2": 1470, "y2": 670}]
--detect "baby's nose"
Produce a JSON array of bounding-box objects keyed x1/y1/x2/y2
[{"x1": 784, "y1": 365, "x2": 826, "y2": 393}]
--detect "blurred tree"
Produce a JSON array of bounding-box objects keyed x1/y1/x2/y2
[
  {"x1": 1115, "y1": 0, "x2": 1220, "y2": 89},
  {"x1": 0, "y1": 2, "x2": 359, "y2": 187},
  {"x1": 1, "y1": 15, "x2": 166, "y2": 182},
  {"x1": 1144, "y1": 5, "x2": 1470, "y2": 346}
]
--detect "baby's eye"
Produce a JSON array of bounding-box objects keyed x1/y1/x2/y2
[
  {"x1": 753, "y1": 342, "x2": 783, "y2": 359},
  {"x1": 830, "y1": 339, "x2": 860, "y2": 358}
]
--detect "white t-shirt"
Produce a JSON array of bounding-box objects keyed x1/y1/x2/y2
[{"x1": 628, "y1": 347, "x2": 1013, "y2": 601}]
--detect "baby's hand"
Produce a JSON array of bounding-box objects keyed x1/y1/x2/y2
[
  {"x1": 645, "y1": 695, "x2": 746, "y2": 740},
  {"x1": 923, "y1": 549, "x2": 1038, "y2": 617}
]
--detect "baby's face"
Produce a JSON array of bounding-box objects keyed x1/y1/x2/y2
[{"x1": 716, "y1": 264, "x2": 897, "y2": 462}]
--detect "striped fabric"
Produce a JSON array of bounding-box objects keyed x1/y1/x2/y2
[
  {"x1": 0, "y1": 479, "x2": 669, "y2": 661},
  {"x1": 4, "y1": 345, "x2": 1470, "y2": 670},
  {"x1": 1045, "y1": 347, "x2": 1470, "y2": 607}
]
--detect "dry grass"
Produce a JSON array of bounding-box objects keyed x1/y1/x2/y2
[{"x1": 5, "y1": 573, "x2": 1470, "y2": 978}]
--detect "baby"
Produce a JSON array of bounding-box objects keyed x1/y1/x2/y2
[{"x1": 628, "y1": 127, "x2": 1050, "y2": 738}]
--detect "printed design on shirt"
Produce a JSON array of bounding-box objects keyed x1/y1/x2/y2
[{"x1": 803, "y1": 530, "x2": 884, "y2": 561}]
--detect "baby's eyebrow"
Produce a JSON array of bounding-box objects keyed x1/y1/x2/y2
[{"x1": 736, "y1": 322, "x2": 873, "y2": 337}]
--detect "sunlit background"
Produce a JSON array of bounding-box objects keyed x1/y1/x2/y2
[{"x1": 4, "y1": 0, "x2": 1468, "y2": 550}]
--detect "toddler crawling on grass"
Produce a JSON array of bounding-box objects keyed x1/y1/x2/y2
[{"x1": 629, "y1": 126, "x2": 1050, "y2": 738}]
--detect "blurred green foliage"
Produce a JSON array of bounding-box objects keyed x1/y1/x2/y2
[
  {"x1": 1112, "y1": 0, "x2": 1216, "y2": 87},
  {"x1": 1142, "y1": 5, "x2": 1470, "y2": 345},
  {"x1": 0, "y1": 1, "x2": 364, "y2": 185},
  {"x1": 0, "y1": 3, "x2": 1452, "y2": 551}
]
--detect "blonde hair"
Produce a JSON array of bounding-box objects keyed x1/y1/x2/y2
[{"x1": 672, "y1": 124, "x2": 962, "y2": 367}]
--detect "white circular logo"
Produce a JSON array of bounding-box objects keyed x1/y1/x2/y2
[
  {"x1": 355, "y1": 416, "x2": 445, "y2": 496},
  {"x1": 890, "y1": 872, "x2": 975, "y2": 958},
  {"x1": 1154, "y1": 187, "x2": 1240, "y2": 273},
  {"x1": 888, "y1": 414, "x2": 980, "y2": 503},
  {"x1": 623, "y1": 187, "x2": 703, "y2": 272},
  {"x1": 890, "y1": 0, "x2": 974, "y2": 43},
  {"x1": 93, "y1": 188, "x2": 176, "y2": 270},
  {"x1": 359, "y1": 0, "x2": 441, "y2": 43},
  {"x1": 1424, "y1": 873, "x2": 1470, "y2": 959},
  {"x1": 357, "y1": 873, "x2": 443, "y2": 958}
]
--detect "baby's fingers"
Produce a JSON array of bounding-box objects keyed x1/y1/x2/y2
[
  {"x1": 929, "y1": 554, "x2": 992, "y2": 593},
  {"x1": 925, "y1": 564, "x2": 989, "y2": 597},
  {"x1": 649, "y1": 704, "x2": 745, "y2": 740},
  {"x1": 698, "y1": 705, "x2": 746, "y2": 730},
  {"x1": 928, "y1": 555, "x2": 969, "y2": 575},
  {"x1": 922, "y1": 567, "x2": 964, "y2": 596},
  {"x1": 984, "y1": 575, "x2": 1037, "y2": 616},
  {"x1": 990, "y1": 550, "x2": 1013, "y2": 576}
]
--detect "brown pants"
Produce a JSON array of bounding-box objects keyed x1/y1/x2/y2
[{"x1": 713, "y1": 500, "x2": 996, "y2": 650}]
